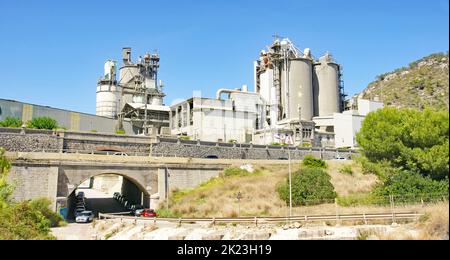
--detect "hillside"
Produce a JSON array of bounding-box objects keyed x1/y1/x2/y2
[
  {"x1": 163, "y1": 162, "x2": 380, "y2": 218},
  {"x1": 360, "y1": 52, "x2": 449, "y2": 110}
]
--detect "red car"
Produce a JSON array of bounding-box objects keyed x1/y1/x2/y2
[{"x1": 141, "y1": 209, "x2": 157, "y2": 218}]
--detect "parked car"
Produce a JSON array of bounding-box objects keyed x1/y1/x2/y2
[
  {"x1": 140, "y1": 209, "x2": 157, "y2": 218},
  {"x1": 74, "y1": 208, "x2": 85, "y2": 217},
  {"x1": 76, "y1": 211, "x2": 95, "y2": 223},
  {"x1": 113, "y1": 152, "x2": 128, "y2": 156},
  {"x1": 76, "y1": 191, "x2": 85, "y2": 198},
  {"x1": 113, "y1": 192, "x2": 120, "y2": 200},
  {"x1": 132, "y1": 205, "x2": 145, "y2": 216}
]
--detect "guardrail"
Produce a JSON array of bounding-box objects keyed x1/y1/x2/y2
[{"x1": 98, "y1": 212, "x2": 423, "y2": 226}]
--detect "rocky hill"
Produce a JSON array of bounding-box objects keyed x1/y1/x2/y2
[{"x1": 361, "y1": 52, "x2": 449, "y2": 110}]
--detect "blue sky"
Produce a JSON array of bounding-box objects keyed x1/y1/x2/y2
[{"x1": 0, "y1": 0, "x2": 448, "y2": 114}]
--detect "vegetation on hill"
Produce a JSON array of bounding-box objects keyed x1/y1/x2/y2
[
  {"x1": 361, "y1": 52, "x2": 449, "y2": 110},
  {"x1": 162, "y1": 162, "x2": 377, "y2": 218},
  {"x1": 0, "y1": 148, "x2": 64, "y2": 240}
]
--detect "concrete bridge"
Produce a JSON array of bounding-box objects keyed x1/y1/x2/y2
[{"x1": 5, "y1": 152, "x2": 293, "y2": 213}]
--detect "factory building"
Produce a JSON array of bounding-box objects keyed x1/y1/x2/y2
[
  {"x1": 313, "y1": 97, "x2": 384, "y2": 148},
  {"x1": 252, "y1": 37, "x2": 345, "y2": 146},
  {"x1": 96, "y1": 48, "x2": 170, "y2": 135},
  {"x1": 0, "y1": 98, "x2": 133, "y2": 134},
  {"x1": 170, "y1": 86, "x2": 264, "y2": 143}
]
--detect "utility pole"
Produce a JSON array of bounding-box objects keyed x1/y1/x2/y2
[
  {"x1": 288, "y1": 142, "x2": 292, "y2": 221},
  {"x1": 165, "y1": 165, "x2": 170, "y2": 210}
]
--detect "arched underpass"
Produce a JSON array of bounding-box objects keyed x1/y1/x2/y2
[{"x1": 67, "y1": 173, "x2": 150, "y2": 220}]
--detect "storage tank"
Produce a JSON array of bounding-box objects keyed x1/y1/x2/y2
[
  {"x1": 313, "y1": 53, "x2": 341, "y2": 117},
  {"x1": 281, "y1": 57, "x2": 314, "y2": 121},
  {"x1": 258, "y1": 68, "x2": 273, "y2": 102},
  {"x1": 96, "y1": 82, "x2": 121, "y2": 118}
]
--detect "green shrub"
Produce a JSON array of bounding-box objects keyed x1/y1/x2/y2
[
  {"x1": 228, "y1": 139, "x2": 237, "y2": 144},
  {"x1": 115, "y1": 129, "x2": 125, "y2": 135},
  {"x1": 155, "y1": 208, "x2": 182, "y2": 218},
  {"x1": 339, "y1": 165, "x2": 353, "y2": 175},
  {"x1": 371, "y1": 171, "x2": 449, "y2": 199},
  {"x1": 302, "y1": 155, "x2": 327, "y2": 169},
  {"x1": 222, "y1": 167, "x2": 248, "y2": 177},
  {"x1": 26, "y1": 117, "x2": 58, "y2": 130},
  {"x1": 90, "y1": 130, "x2": 98, "y2": 133},
  {"x1": 29, "y1": 198, "x2": 64, "y2": 227},
  {"x1": 277, "y1": 167, "x2": 337, "y2": 206},
  {"x1": 337, "y1": 193, "x2": 389, "y2": 206},
  {"x1": 179, "y1": 136, "x2": 190, "y2": 140},
  {"x1": 0, "y1": 117, "x2": 22, "y2": 128}
]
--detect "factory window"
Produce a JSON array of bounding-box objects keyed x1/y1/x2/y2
[{"x1": 232, "y1": 101, "x2": 236, "y2": 112}]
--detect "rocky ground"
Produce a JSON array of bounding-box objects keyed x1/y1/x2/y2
[{"x1": 51, "y1": 219, "x2": 423, "y2": 240}]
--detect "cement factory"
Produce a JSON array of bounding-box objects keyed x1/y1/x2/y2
[{"x1": 0, "y1": 37, "x2": 383, "y2": 148}]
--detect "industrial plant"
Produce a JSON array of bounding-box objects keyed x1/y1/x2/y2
[
  {"x1": 96, "y1": 48, "x2": 170, "y2": 136},
  {"x1": 0, "y1": 37, "x2": 383, "y2": 148},
  {"x1": 170, "y1": 37, "x2": 383, "y2": 148}
]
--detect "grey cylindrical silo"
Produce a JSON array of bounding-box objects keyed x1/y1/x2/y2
[
  {"x1": 313, "y1": 54, "x2": 341, "y2": 117},
  {"x1": 281, "y1": 57, "x2": 314, "y2": 121}
]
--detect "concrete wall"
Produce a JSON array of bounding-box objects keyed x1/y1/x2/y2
[
  {"x1": 0, "y1": 129, "x2": 63, "y2": 152},
  {"x1": 153, "y1": 138, "x2": 353, "y2": 160},
  {"x1": 7, "y1": 165, "x2": 59, "y2": 210},
  {"x1": 334, "y1": 112, "x2": 364, "y2": 148},
  {"x1": 0, "y1": 128, "x2": 354, "y2": 159},
  {"x1": 92, "y1": 175, "x2": 122, "y2": 195}
]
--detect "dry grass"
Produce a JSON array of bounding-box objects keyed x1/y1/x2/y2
[
  {"x1": 326, "y1": 161, "x2": 379, "y2": 196},
  {"x1": 416, "y1": 202, "x2": 449, "y2": 240},
  {"x1": 165, "y1": 162, "x2": 386, "y2": 218}
]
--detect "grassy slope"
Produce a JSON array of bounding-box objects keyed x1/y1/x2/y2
[
  {"x1": 165, "y1": 162, "x2": 380, "y2": 218},
  {"x1": 361, "y1": 52, "x2": 449, "y2": 110}
]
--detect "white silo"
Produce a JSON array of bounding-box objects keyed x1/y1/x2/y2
[
  {"x1": 96, "y1": 61, "x2": 121, "y2": 118},
  {"x1": 313, "y1": 53, "x2": 341, "y2": 117},
  {"x1": 281, "y1": 57, "x2": 314, "y2": 121}
]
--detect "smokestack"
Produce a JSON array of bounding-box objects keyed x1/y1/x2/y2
[{"x1": 122, "y1": 47, "x2": 132, "y2": 65}]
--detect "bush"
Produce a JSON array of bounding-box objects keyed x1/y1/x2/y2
[
  {"x1": 0, "y1": 117, "x2": 22, "y2": 128},
  {"x1": 339, "y1": 165, "x2": 353, "y2": 175},
  {"x1": 29, "y1": 198, "x2": 64, "y2": 227},
  {"x1": 222, "y1": 167, "x2": 248, "y2": 177},
  {"x1": 26, "y1": 117, "x2": 58, "y2": 130},
  {"x1": 277, "y1": 167, "x2": 337, "y2": 206},
  {"x1": 302, "y1": 155, "x2": 327, "y2": 169},
  {"x1": 371, "y1": 171, "x2": 449, "y2": 199},
  {"x1": 115, "y1": 129, "x2": 125, "y2": 135},
  {"x1": 179, "y1": 136, "x2": 190, "y2": 140}
]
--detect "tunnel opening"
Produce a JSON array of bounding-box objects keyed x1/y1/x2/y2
[{"x1": 66, "y1": 173, "x2": 150, "y2": 221}]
